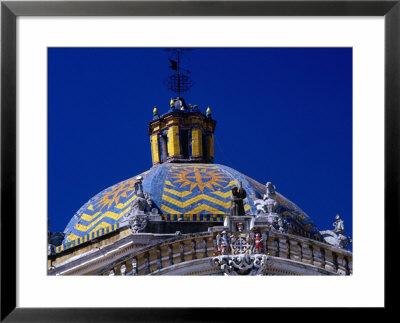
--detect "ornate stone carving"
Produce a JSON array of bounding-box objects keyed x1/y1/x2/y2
[
  {"x1": 129, "y1": 214, "x2": 148, "y2": 233},
  {"x1": 231, "y1": 234, "x2": 252, "y2": 254},
  {"x1": 236, "y1": 222, "x2": 244, "y2": 233},
  {"x1": 212, "y1": 254, "x2": 272, "y2": 275},
  {"x1": 251, "y1": 231, "x2": 265, "y2": 254},
  {"x1": 333, "y1": 214, "x2": 345, "y2": 234},
  {"x1": 272, "y1": 215, "x2": 290, "y2": 233},
  {"x1": 252, "y1": 182, "x2": 289, "y2": 233},
  {"x1": 254, "y1": 182, "x2": 279, "y2": 215},
  {"x1": 230, "y1": 182, "x2": 247, "y2": 216},
  {"x1": 216, "y1": 231, "x2": 231, "y2": 255},
  {"x1": 320, "y1": 214, "x2": 352, "y2": 249},
  {"x1": 121, "y1": 175, "x2": 162, "y2": 233}
]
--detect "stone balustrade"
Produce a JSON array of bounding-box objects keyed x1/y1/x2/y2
[
  {"x1": 98, "y1": 233, "x2": 215, "y2": 275},
  {"x1": 101, "y1": 229, "x2": 352, "y2": 276},
  {"x1": 265, "y1": 231, "x2": 353, "y2": 275}
]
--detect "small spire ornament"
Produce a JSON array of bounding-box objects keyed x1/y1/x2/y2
[
  {"x1": 206, "y1": 107, "x2": 211, "y2": 118},
  {"x1": 153, "y1": 106, "x2": 158, "y2": 119}
]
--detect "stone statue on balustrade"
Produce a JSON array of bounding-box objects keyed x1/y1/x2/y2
[
  {"x1": 230, "y1": 182, "x2": 247, "y2": 216},
  {"x1": 252, "y1": 182, "x2": 288, "y2": 232},
  {"x1": 333, "y1": 214, "x2": 345, "y2": 234},
  {"x1": 254, "y1": 182, "x2": 279, "y2": 215},
  {"x1": 320, "y1": 214, "x2": 352, "y2": 249},
  {"x1": 251, "y1": 232, "x2": 264, "y2": 254}
]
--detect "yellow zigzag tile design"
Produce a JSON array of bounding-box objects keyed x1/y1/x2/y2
[
  {"x1": 161, "y1": 203, "x2": 223, "y2": 215},
  {"x1": 162, "y1": 193, "x2": 231, "y2": 209},
  {"x1": 74, "y1": 208, "x2": 130, "y2": 232},
  {"x1": 210, "y1": 190, "x2": 232, "y2": 198},
  {"x1": 161, "y1": 204, "x2": 182, "y2": 214},
  {"x1": 81, "y1": 211, "x2": 101, "y2": 222},
  {"x1": 224, "y1": 180, "x2": 238, "y2": 188},
  {"x1": 115, "y1": 194, "x2": 137, "y2": 209},
  {"x1": 163, "y1": 187, "x2": 192, "y2": 198},
  {"x1": 165, "y1": 180, "x2": 175, "y2": 187}
]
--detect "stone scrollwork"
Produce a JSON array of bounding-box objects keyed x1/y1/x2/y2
[{"x1": 212, "y1": 254, "x2": 272, "y2": 275}]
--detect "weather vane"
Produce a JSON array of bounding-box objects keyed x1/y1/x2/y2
[{"x1": 165, "y1": 48, "x2": 194, "y2": 97}]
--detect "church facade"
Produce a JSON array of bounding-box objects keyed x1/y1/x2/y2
[{"x1": 47, "y1": 97, "x2": 352, "y2": 276}]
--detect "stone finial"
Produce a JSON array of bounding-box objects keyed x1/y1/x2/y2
[
  {"x1": 174, "y1": 98, "x2": 185, "y2": 110},
  {"x1": 153, "y1": 106, "x2": 158, "y2": 118}
]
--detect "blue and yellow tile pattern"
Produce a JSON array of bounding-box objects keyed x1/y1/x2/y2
[
  {"x1": 62, "y1": 163, "x2": 323, "y2": 244},
  {"x1": 56, "y1": 223, "x2": 120, "y2": 253}
]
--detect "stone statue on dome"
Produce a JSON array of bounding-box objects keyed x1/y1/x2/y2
[{"x1": 230, "y1": 182, "x2": 247, "y2": 216}]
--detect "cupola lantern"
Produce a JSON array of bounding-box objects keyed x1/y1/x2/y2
[{"x1": 148, "y1": 98, "x2": 216, "y2": 165}]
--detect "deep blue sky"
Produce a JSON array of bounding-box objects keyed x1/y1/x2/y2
[{"x1": 48, "y1": 48, "x2": 352, "y2": 243}]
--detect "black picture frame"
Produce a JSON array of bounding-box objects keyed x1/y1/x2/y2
[{"x1": 1, "y1": 0, "x2": 398, "y2": 321}]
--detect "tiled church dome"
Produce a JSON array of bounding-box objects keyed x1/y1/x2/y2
[{"x1": 63, "y1": 162, "x2": 323, "y2": 244}]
